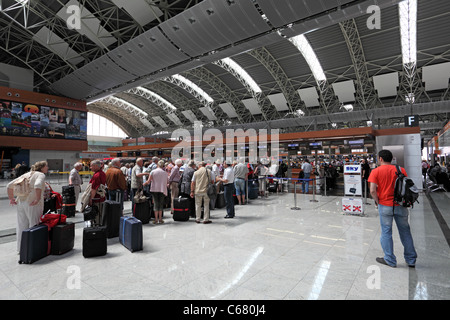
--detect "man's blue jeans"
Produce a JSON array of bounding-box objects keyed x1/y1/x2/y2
[
  {"x1": 378, "y1": 204, "x2": 417, "y2": 267},
  {"x1": 302, "y1": 172, "x2": 310, "y2": 193},
  {"x1": 224, "y1": 183, "x2": 235, "y2": 217}
]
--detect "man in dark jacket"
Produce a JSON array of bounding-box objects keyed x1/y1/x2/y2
[
  {"x1": 105, "y1": 158, "x2": 127, "y2": 210},
  {"x1": 180, "y1": 160, "x2": 196, "y2": 215}
]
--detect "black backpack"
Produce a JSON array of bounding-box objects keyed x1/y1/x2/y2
[{"x1": 393, "y1": 165, "x2": 419, "y2": 208}]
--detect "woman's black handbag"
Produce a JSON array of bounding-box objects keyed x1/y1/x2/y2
[{"x1": 83, "y1": 205, "x2": 99, "y2": 222}]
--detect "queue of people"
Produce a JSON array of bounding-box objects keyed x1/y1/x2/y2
[
  {"x1": 5, "y1": 155, "x2": 373, "y2": 253},
  {"x1": 4, "y1": 151, "x2": 424, "y2": 272}
]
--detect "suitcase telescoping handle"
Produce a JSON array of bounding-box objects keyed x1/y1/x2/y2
[{"x1": 121, "y1": 216, "x2": 133, "y2": 241}]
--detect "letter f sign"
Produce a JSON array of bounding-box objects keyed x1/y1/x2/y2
[{"x1": 405, "y1": 115, "x2": 418, "y2": 127}]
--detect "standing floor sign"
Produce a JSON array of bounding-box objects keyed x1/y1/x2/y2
[
  {"x1": 342, "y1": 164, "x2": 364, "y2": 215},
  {"x1": 342, "y1": 197, "x2": 364, "y2": 214}
]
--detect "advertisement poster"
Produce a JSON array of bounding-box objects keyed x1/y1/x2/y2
[
  {"x1": 0, "y1": 99, "x2": 87, "y2": 140},
  {"x1": 344, "y1": 164, "x2": 362, "y2": 196}
]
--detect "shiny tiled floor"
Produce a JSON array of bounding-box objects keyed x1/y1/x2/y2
[{"x1": 0, "y1": 184, "x2": 449, "y2": 300}]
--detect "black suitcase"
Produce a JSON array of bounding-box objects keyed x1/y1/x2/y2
[
  {"x1": 173, "y1": 197, "x2": 191, "y2": 221},
  {"x1": 119, "y1": 216, "x2": 143, "y2": 252},
  {"x1": 83, "y1": 226, "x2": 107, "y2": 258},
  {"x1": 51, "y1": 222, "x2": 75, "y2": 255},
  {"x1": 62, "y1": 196, "x2": 76, "y2": 204},
  {"x1": 44, "y1": 197, "x2": 57, "y2": 213},
  {"x1": 101, "y1": 200, "x2": 122, "y2": 238},
  {"x1": 268, "y1": 182, "x2": 278, "y2": 193},
  {"x1": 133, "y1": 200, "x2": 151, "y2": 224},
  {"x1": 62, "y1": 185, "x2": 75, "y2": 197},
  {"x1": 215, "y1": 192, "x2": 225, "y2": 209},
  {"x1": 189, "y1": 197, "x2": 196, "y2": 218},
  {"x1": 61, "y1": 204, "x2": 76, "y2": 217},
  {"x1": 19, "y1": 225, "x2": 49, "y2": 264},
  {"x1": 83, "y1": 205, "x2": 99, "y2": 221},
  {"x1": 248, "y1": 181, "x2": 259, "y2": 199}
]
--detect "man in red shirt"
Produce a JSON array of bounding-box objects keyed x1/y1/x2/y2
[
  {"x1": 89, "y1": 160, "x2": 106, "y2": 224},
  {"x1": 368, "y1": 150, "x2": 417, "y2": 268}
]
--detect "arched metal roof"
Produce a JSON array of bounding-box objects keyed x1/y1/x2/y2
[{"x1": 1, "y1": 0, "x2": 449, "y2": 140}]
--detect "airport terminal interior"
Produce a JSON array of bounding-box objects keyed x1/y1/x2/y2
[{"x1": 0, "y1": 0, "x2": 449, "y2": 302}]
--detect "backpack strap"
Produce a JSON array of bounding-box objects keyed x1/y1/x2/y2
[
  {"x1": 395, "y1": 165, "x2": 402, "y2": 176},
  {"x1": 393, "y1": 165, "x2": 401, "y2": 209}
]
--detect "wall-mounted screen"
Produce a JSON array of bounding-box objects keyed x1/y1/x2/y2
[
  {"x1": 0, "y1": 99, "x2": 87, "y2": 140},
  {"x1": 346, "y1": 139, "x2": 364, "y2": 147},
  {"x1": 309, "y1": 142, "x2": 322, "y2": 150}
]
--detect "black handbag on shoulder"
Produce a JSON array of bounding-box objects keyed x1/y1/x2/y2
[{"x1": 83, "y1": 205, "x2": 99, "y2": 222}]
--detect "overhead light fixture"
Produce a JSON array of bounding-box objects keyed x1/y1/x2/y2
[
  {"x1": 405, "y1": 93, "x2": 415, "y2": 104},
  {"x1": 399, "y1": 0, "x2": 417, "y2": 65},
  {"x1": 172, "y1": 74, "x2": 214, "y2": 103},
  {"x1": 220, "y1": 58, "x2": 262, "y2": 94},
  {"x1": 289, "y1": 34, "x2": 327, "y2": 83},
  {"x1": 341, "y1": 104, "x2": 354, "y2": 112}
]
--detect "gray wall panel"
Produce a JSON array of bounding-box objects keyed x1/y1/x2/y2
[
  {"x1": 51, "y1": 73, "x2": 100, "y2": 100},
  {"x1": 159, "y1": 0, "x2": 270, "y2": 57},
  {"x1": 73, "y1": 55, "x2": 136, "y2": 91},
  {"x1": 107, "y1": 28, "x2": 189, "y2": 77}
]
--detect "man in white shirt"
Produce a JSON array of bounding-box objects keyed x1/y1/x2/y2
[
  {"x1": 233, "y1": 159, "x2": 248, "y2": 205},
  {"x1": 212, "y1": 159, "x2": 221, "y2": 178},
  {"x1": 69, "y1": 162, "x2": 83, "y2": 212},
  {"x1": 301, "y1": 159, "x2": 312, "y2": 194},
  {"x1": 218, "y1": 160, "x2": 235, "y2": 218}
]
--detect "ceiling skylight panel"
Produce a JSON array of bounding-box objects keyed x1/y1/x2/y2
[
  {"x1": 172, "y1": 74, "x2": 214, "y2": 103},
  {"x1": 220, "y1": 58, "x2": 262, "y2": 94},
  {"x1": 289, "y1": 34, "x2": 326, "y2": 83},
  {"x1": 399, "y1": 0, "x2": 417, "y2": 65},
  {"x1": 105, "y1": 96, "x2": 148, "y2": 118},
  {"x1": 135, "y1": 86, "x2": 177, "y2": 111}
]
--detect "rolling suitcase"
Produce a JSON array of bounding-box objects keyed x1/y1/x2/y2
[
  {"x1": 62, "y1": 195, "x2": 76, "y2": 203},
  {"x1": 268, "y1": 182, "x2": 278, "y2": 193},
  {"x1": 215, "y1": 192, "x2": 225, "y2": 209},
  {"x1": 61, "y1": 204, "x2": 76, "y2": 217},
  {"x1": 62, "y1": 193, "x2": 76, "y2": 217},
  {"x1": 82, "y1": 226, "x2": 107, "y2": 258},
  {"x1": 101, "y1": 200, "x2": 122, "y2": 238},
  {"x1": 19, "y1": 224, "x2": 49, "y2": 264},
  {"x1": 248, "y1": 181, "x2": 259, "y2": 199},
  {"x1": 189, "y1": 198, "x2": 196, "y2": 218},
  {"x1": 119, "y1": 216, "x2": 143, "y2": 252},
  {"x1": 133, "y1": 199, "x2": 151, "y2": 224},
  {"x1": 173, "y1": 197, "x2": 191, "y2": 221},
  {"x1": 51, "y1": 222, "x2": 75, "y2": 255},
  {"x1": 62, "y1": 185, "x2": 75, "y2": 197}
]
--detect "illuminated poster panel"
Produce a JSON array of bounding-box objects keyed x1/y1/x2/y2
[{"x1": 0, "y1": 99, "x2": 87, "y2": 140}]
